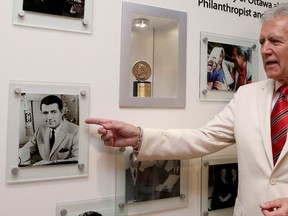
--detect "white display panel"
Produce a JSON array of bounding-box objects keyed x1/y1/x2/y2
[
  {"x1": 200, "y1": 32, "x2": 258, "y2": 101},
  {"x1": 201, "y1": 154, "x2": 238, "y2": 216},
  {"x1": 115, "y1": 148, "x2": 188, "y2": 215},
  {"x1": 13, "y1": 0, "x2": 93, "y2": 33},
  {"x1": 6, "y1": 80, "x2": 90, "y2": 183}
]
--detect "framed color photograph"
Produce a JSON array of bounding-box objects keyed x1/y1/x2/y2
[
  {"x1": 13, "y1": 0, "x2": 93, "y2": 33},
  {"x1": 115, "y1": 148, "x2": 188, "y2": 215},
  {"x1": 6, "y1": 80, "x2": 90, "y2": 183},
  {"x1": 200, "y1": 32, "x2": 258, "y2": 101},
  {"x1": 201, "y1": 154, "x2": 238, "y2": 216}
]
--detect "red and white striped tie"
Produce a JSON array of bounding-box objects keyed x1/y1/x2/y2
[{"x1": 271, "y1": 84, "x2": 288, "y2": 165}]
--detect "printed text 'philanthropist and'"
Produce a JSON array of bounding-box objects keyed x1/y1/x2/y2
[{"x1": 198, "y1": 0, "x2": 279, "y2": 18}]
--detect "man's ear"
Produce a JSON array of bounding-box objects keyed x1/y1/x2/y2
[{"x1": 60, "y1": 109, "x2": 65, "y2": 117}]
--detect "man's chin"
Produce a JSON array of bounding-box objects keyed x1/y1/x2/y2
[
  {"x1": 266, "y1": 73, "x2": 288, "y2": 83},
  {"x1": 46, "y1": 124, "x2": 56, "y2": 128},
  {"x1": 266, "y1": 71, "x2": 280, "y2": 79}
]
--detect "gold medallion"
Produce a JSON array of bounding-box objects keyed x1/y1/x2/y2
[{"x1": 132, "y1": 61, "x2": 152, "y2": 81}]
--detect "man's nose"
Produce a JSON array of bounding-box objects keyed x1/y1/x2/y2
[
  {"x1": 47, "y1": 113, "x2": 53, "y2": 119},
  {"x1": 261, "y1": 41, "x2": 273, "y2": 55}
]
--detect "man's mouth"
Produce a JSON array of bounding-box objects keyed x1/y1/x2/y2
[{"x1": 266, "y1": 60, "x2": 278, "y2": 66}]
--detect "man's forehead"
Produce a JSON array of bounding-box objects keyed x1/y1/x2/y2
[
  {"x1": 261, "y1": 16, "x2": 288, "y2": 31},
  {"x1": 41, "y1": 103, "x2": 59, "y2": 110}
]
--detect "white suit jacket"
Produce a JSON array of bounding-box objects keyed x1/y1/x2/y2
[{"x1": 138, "y1": 79, "x2": 288, "y2": 216}]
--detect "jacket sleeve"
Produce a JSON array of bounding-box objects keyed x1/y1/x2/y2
[{"x1": 137, "y1": 96, "x2": 237, "y2": 161}]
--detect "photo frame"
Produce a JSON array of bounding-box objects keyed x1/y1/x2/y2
[
  {"x1": 200, "y1": 32, "x2": 258, "y2": 101},
  {"x1": 6, "y1": 80, "x2": 90, "y2": 183},
  {"x1": 13, "y1": 0, "x2": 93, "y2": 33},
  {"x1": 115, "y1": 148, "x2": 188, "y2": 215},
  {"x1": 56, "y1": 197, "x2": 116, "y2": 216},
  {"x1": 201, "y1": 154, "x2": 238, "y2": 216}
]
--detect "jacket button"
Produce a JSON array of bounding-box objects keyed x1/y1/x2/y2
[{"x1": 270, "y1": 178, "x2": 277, "y2": 185}]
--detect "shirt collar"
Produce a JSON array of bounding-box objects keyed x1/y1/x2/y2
[
  {"x1": 51, "y1": 120, "x2": 63, "y2": 134},
  {"x1": 274, "y1": 81, "x2": 282, "y2": 93}
]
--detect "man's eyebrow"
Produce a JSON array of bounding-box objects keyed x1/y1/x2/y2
[{"x1": 259, "y1": 37, "x2": 264, "y2": 43}]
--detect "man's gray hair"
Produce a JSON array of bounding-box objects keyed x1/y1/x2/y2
[{"x1": 262, "y1": 3, "x2": 288, "y2": 22}]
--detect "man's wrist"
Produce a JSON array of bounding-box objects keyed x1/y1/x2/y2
[{"x1": 132, "y1": 127, "x2": 143, "y2": 153}]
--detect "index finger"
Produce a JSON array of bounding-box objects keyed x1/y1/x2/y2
[
  {"x1": 85, "y1": 118, "x2": 110, "y2": 126},
  {"x1": 85, "y1": 118, "x2": 127, "y2": 132}
]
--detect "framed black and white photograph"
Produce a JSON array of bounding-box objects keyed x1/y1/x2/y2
[
  {"x1": 6, "y1": 80, "x2": 90, "y2": 183},
  {"x1": 12, "y1": 0, "x2": 93, "y2": 33},
  {"x1": 200, "y1": 32, "x2": 258, "y2": 101},
  {"x1": 201, "y1": 154, "x2": 238, "y2": 216},
  {"x1": 115, "y1": 148, "x2": 188, "y2": 215},
  {"x1": 56, "y1": 197, "x2": 115, "y2": 216}
]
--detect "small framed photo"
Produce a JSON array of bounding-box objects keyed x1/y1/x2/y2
[
  {"x1": 56, "y1": 197, "x2": 115, "y2": 216},
  {"x1": 200, "y1": 32, "x2": 258, "y2": 101},
  {"x1": 13, "y1": 0, "x2": 93, "y2": 33},
  {"x1": 201, "y1": 154, "x2": 238, "y2": 216},
  {"x1": 115, "y1": 148, "x2": 188, "y2": 215},
  {"x1": 6, "y1": 80, "x2": 90, "y2": 183}
]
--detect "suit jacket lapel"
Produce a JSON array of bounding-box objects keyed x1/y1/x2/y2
[
  {"x1": 277, "y1": 140, "x2": 288, "y2": 166},
  {"x1": 257, "y1": 79, "x2": 274, "y2": 168},
  {"x1": 43, "y1": 128, "x2": 51, "y2": 160}
]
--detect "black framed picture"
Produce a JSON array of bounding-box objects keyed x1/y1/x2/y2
[
  {"x1": 208, "y1": 163, "x2": 238, "y2": 211},
  {"x1": 22, "y1": 0, "x2": 85, "y2": 18},
  {"x1": 13, "y1": 0, "x2": 93, "y2": 33},
  {"x1": 57, "y1": 197, "x2": 115, "y2": 216},
  {"x1": 115, "y1": 149, "x2": 188, "y2": 215},
  {"x1": 18, "y1": 93, "x2": 79, "y2": 167},
  {"x1": 201, "y1": 154, "x2": 238, "y2": 216}
]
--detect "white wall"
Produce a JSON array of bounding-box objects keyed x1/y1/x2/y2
[{"x1": 1, "y1": 0, "x2": 285, "y2": 216}]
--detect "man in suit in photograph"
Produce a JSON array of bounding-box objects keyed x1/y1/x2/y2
[
  {"x1": 125, "y1": 152, "x2": 142, "y2": 203},
  {"x1": 161, "y1": 160, "x2": 180, "y2": 198},
  {"x1": 138, "y1": 160, "x2": 168, "y2": 201},
  {"x1": 18, "y1": 95, "x2": 79, "y2": 166},
  {"x1": 85, "y1": 3, "x2": 288, "y2": 215}
]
